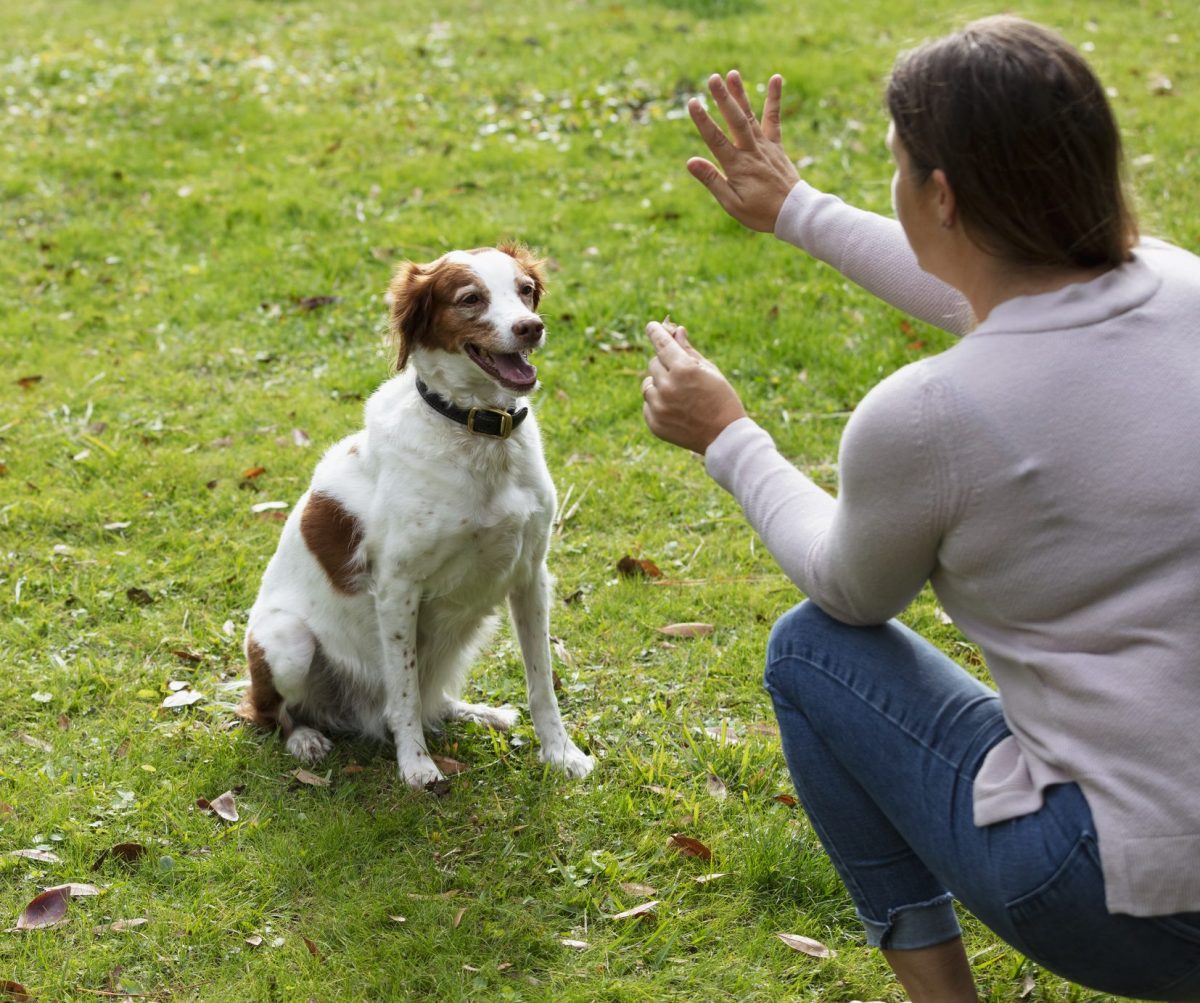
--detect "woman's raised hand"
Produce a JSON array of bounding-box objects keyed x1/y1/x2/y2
[{"x1": 687, "y1": 71, "x2": 800, "y2": 233}]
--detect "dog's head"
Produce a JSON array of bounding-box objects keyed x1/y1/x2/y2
[{"x1": 388, "y1": 242, "x2": 547, "y2": 394}]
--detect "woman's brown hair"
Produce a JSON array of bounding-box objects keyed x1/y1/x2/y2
[{"x1": 886, "y1": 16, "x2": 1137, "y2": 269}]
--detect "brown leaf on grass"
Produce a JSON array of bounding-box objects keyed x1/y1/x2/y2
[
  {"x1": 658, "y1": 622, "x2": 714, "y2": 638},
  {"x1": 16, "y1": 886, "x2": 71, "y2": 929},
  {"x1": 295, "y1": 295, "x2": 341, "y2": 312},
  {"x1": 11, "y1": 849, "x2": 61, "y2": 864},
  {"x1": 776, "y1": 932, "x2": 835, "y2": 958},
  {"x1": 245, "y1": 934, "x2": 263, "y2": 947},
  {"x1": 703, "y1": 724, "x2": 739, "y2": 746},
  {"x1": 172, "y1": 649, "x2": 203, "y2": 664},
  {"x1": 125, "y1": 587, "x2": 153, "y2": 606},
  {"x1": 0, "y1": 980, "x2": 32, "y2": 1001},
  {"x1": 93, "y1": 842, "x2": 146, "y2": 870},
  {"x1": 291, "y1": 768, "x2": 330, "y2": 787},
  {"x1": 291, "y1": 428, "x2": 312, "y2": 447},
  {"x1": 667, "y1": 834, "x2": 712, "y2": 862},
  {"x1": 341, "y1": 764, "x2": 365, "y2": 775},
  {"x1": 706, "y1": 774, "x2": 728, "y2": 801},
  {"x1": 92, "y1": 917, "x2": 148, "y2": 935},
  {"x1": 610, "y1": 901, "x2": 659, "y2": 921},
  {"x1": 424, "y1": 778, "x2": 452, "y2": 798},
  {"x1": 619, "y1": 882, "x2": 657, "y2": 897},
  {"x1": 16, "y1": 375, "x2": 43, "y2": 390},
  {"x1": 302, "y1": 936, "x2": 321, "y2": 959},
  {"x1": 452, "y1": 907, "x2": 467, "y2": 929},
  {"x1": 18, "y1": 734, "x2": 52, "y2": 752},
  {"x1": 196, "y1": 790, "x2": 239, "y2": 822},
  {"x1": 0, "y1": 804, "x2": 14, "y2": 817},
  {"x1": 616, "y1": 555, "x2": 662, "y2": 579},
  {"x1": 773, "y1": 794, "x2": 798, "y2": 807},
  {"x1": 430, "y1": 755, "x2": 468, "y2": 776}
]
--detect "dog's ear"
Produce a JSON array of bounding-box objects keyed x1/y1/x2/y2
[
  {"x1": 498, "y1": 240, "x2": 547, "y2": 309},
  {"x1": 388, "y1": 261, "x2": 436, "y2": 372}
]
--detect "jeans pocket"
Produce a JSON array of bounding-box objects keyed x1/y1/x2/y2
[{"x1": 1006, "y1": 834, "x2": 1200, "y2": 998}]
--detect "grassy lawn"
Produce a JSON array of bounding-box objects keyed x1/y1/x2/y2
[{"x1": 2, "y1": 0, "x2": 1196, "y2": 999}]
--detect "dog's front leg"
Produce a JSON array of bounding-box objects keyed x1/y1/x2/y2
[
  {"x1": 509, "y1": 565, "x2": 594, "y2": 779},
  {"x1": 376, "y1": 579, "x2": 444, "y2": 790}
]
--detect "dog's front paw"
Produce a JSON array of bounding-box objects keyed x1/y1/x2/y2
[
  {"x1": 540, "y1": 740, "x2": 594, "y2": 779},
  {"x1": 398, "y1": 756, "x2": 446, "y2": 791}
]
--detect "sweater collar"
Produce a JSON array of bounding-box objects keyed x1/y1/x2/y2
[{"x1": 974, "y1": 252, "x2": 1162, "y2": 336}]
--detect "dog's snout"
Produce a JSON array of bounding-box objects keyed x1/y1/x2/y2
[{"x1": 512, "y1": 317, "x2": 545, "y2": 341}]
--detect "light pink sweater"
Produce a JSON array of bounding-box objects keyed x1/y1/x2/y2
[{"x1": 705, "y1": 181, "x2": 1200, "y2": 917}]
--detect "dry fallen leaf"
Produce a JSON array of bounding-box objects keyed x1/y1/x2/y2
[
  {"x1": 452, "y1": 907, "x2": 467, "y2": 929},
  {"x1": 776, "y1": 932, "x2": 835, "y2": 958},
  {"x1": 291, "y1": 768, "x2": 330, "y2": 787},
  {"x1": 161, "y1": 689, "x2": 204, "y2": 709},
  {"x1": 92, "y1": 917, "x2": 148, "y2": 935},
  {"x1": 388, "y1": 915, "x2": 406, "y2": 925},
  {"x1": 772, "y1": 794, "x2": 798, "y2": 807},
  {"x1": 93, "y1": 842, "x2": 146, "y2": 870},
  {"x1": 0, "y1": 980, "x2": 32, "y2": 1001},
  {"x1": 658, "y1": 622, "x2": 714, "y2": 638},
  {"x1": 292, "y1": 428, "x2": 312, "y2": 447},
  {"x1": 197, "y1": 790, "x2": 239, "y2": 822},
  {"x1": 241, "y1": 466, "x2": 266, "y2": 480},
  {"x1": 619, "y1": 882, "x2": 657, "y2": 897},
  {"x1": 16, "y1": 886, "x2": 71, "y2": 930},
  {"x1": 616, "y1": 555, "x2": 663, "y2": 579},
  {"x1": 560, "y1": 938, "x2": 589, "y2": 949},
  {"x1": 694, "y1": 872, "x2": 728, "y2": 885},
  {"x1": 245, "y1": 934, "x2": 263, "y2": 947},
  {"x1": 430, "y1": 755, "x2": 469, "y2": 776},
  {"x1": 302, "y1": 936, "x2": 321, "y2": 959},
  {"x1": 706, "y1": 774, "x2": 728, "y2": 801},
  {"x1": 341, "y1": 764, "x2": 365, "y2": 775},
  {"x1": 125, "y1": 587, "x2": 154, "y2": 606},
  {"x1": 610, "y1": 901, "x2": 659, "y2": 921},
  {"x1": 18, "y1": 733, "x2": 52, "y2": 752},
  {"x1": 43, "y1": 883, "x2": 100, "y2": 898},
  {"x1": 11, "y1": 849, "x2": 61, "y2": 864},
  {"x1": 667, "y1": 834, "x2": 713, "y2": 862}
]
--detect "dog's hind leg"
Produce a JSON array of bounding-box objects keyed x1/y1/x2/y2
[
  {"x1": 244, "y1": 613, "x2": 333, "y2": 764},
  {"x1": 442, "y1": 700, "x2": 519, "y2": 732}
]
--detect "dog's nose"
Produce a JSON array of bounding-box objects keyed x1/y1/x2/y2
[{"x1": 512, "y1": 318, "x2": 545, "y2": 341}]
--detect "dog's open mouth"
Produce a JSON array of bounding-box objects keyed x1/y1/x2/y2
[{"x1": 465, "y1": 344, "x2": 538, "y2": 392}]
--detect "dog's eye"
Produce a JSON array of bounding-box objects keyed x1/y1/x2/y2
[
  {"x1": 520, "y1": 285, "x2": 535, "y2": 297},
  {"x1": 460, "y1": 293, "x2": 481, "y2": 306}
]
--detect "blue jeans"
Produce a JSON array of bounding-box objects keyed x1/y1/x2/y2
[{"x1": 764, "y1": 601, "x2": 1200, "y2": 1000}]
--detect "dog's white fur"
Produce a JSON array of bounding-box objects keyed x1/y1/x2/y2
[{"x1": 241, "y1": 245, "x2": 593, "y2": 789}]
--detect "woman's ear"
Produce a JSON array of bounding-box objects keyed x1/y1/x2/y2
[{"x1": 931, "y1": 168, "x2": 957, "y2": 229}]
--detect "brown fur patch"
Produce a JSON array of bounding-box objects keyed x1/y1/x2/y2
[
  {"x1": 239, "y1": 636, "x2": 283, "y2": 729},
  {"x1": 300, "y1": 491, "x2": 365, "y2": 594},
  {"x1": 388, "y1": 260, "x2": 482, "y2": 371}
]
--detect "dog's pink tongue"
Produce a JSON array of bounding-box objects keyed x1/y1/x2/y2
[{"x1": 494, "y1": 352, "x2": 537, "y2": 386}]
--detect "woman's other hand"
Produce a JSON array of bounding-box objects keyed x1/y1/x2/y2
[
  {"x1": 642, "y1": 321, "x2": 747, "y2": 455},
  {"x1": 687, "y1": 71, "x2": 800, "y2": 232}
]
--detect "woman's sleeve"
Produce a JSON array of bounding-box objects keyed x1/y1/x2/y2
[
  {"x1": 703, "y1": 366, "x2": 958, "y2": 624},
  {"x1": 774, "y1": 181, "x2": 975, "y2": 336}
]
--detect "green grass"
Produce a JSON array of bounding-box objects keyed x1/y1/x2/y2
[{"x1": 2, "y1": 0, "x2": 1196, "y2": 999}]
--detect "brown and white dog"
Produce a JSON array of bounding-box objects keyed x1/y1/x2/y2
[{"x1": 240, "y1": 243, "x2": 594, "y2": 789}]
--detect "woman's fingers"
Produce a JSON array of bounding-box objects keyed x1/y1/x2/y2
[
  {"x1": 688, "y1": 97, "x2": 736, "y2": 171},
  {"x1": 707, "y1": 73, "x2": 757, "y2": 149},
  {"x1": 761, "y1": 74, "x2": 784, "y2": 144}
]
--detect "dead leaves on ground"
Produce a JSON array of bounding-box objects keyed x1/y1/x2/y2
[{"x1": 776, "y1": 931, "x2": 836, "y2": 958}]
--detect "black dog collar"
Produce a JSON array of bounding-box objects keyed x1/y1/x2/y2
[{"x1": 415, "y1": 378, "x2": 529, "y2": 439}]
